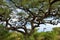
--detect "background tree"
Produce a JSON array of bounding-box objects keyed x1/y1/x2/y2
[{"x1": 0, "y1": 0, "x2": 60, "y2": 40}]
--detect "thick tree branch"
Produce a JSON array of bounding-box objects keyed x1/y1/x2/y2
[{"x1": 50, "y1": 0, "x2": 60, "y2": 5}]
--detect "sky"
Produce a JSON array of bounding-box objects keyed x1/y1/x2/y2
[
  {"x1": 9, "y1": 14, "x2": 60, "y2": 32},
  {"x1": 38, "y1": 23, "x2": 60, "y2": 32},
  {"x1": 11, "y1": 17, "x2": 60, "y2": 32}
]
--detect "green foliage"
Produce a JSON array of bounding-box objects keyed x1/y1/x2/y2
[
  {"x1": 53, "y1": 27, "x2": 60, "y2": 35},
  {"x1": 0, "y1": 24, "x2": 9, "y2": 40},
  {"x1": 0, "y1": 0, "x2": 6, "y2": 5},
  {"x1": 0, "y1": 26, "x2": 60, "y2": 40},
  {"x1": 12, "y1": 0, "x2": 44, "y2": 8},
  {"x1": 4, "y1": 32, "x2": 24, "y2": 40},
  {"x1": 0, "y1": 7, "x2": 12, "y2": 20},
  {"x1": 43, "y1": 31, "x2": 56, "y2": 40},
  {"x1": 17, "y1": 12, "x2": 29, "y2": 18},
  {"x1": 0, "y1": 24, "x2": 24, "y2": 40}
]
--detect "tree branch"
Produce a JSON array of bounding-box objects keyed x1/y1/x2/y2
[
  {"x1": 10, "y1": 0, "x2": 35, "y2": 16},
  {"x1": 50, "y1": 0, "x2": 60, "y2": 5}
]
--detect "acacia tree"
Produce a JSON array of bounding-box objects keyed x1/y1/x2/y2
[{"x1": 0, "y1": 0, "x2": 60, "y2": 40}]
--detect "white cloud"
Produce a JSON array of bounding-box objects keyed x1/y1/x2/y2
[
  {"x1": 54, "y1": 23, "x2": 60, "y2": 27},
  {"x1": 16, "y1": 9, "x2": 22, "y2": 12}
]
